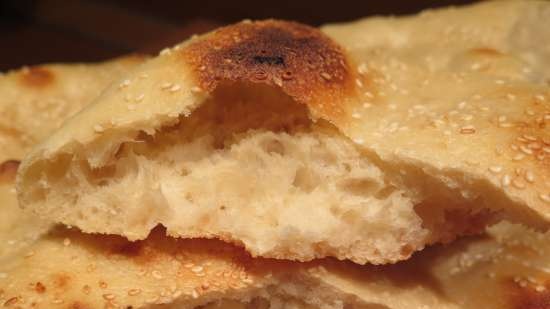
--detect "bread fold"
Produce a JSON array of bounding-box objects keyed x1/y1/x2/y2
[{"x1": 16, "y1": 1, "x2": 550, "y2": 265}]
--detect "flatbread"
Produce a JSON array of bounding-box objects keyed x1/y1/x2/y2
[
  {"x1": 16, "y1": 1, "x2": 550, "y2": 264},
  {"x1": 0, "y1": 54, "x2": 147, "y2": 163},
  {"x1": 1, "y1": 217, "x2": 549, "y2": 309}
]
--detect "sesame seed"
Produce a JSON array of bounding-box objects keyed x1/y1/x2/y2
[
  {"x1": 353, "y1": 138, "x2": 364, "y2": 144},
  {"x1": 93, "y1": 125, "x2": 104, "y2": 133},
  {"x1": 498, "y1": 115, "x2": 507, "y2": 122},
  {"x1": 119, "y1": 79, "x2": 131, "y2": 88},
  {"x1": 536, "y1": 285, "x2": 546, "y2": 293},
  {"x1": 506, "y1": 94, "x2": 516, "y2": 101},
  {"x1": 460, "y1": 126, "x2": 476, "y2": 134},
  {"x1": 160, "y1": 82, "x2": 173, "y2": 89},
  {"x1": 169, "y1": 84, "x2": 181, "y2": 92},
  {"x1": 520, "y1": 145, "x2": 533, "y2": 155},
  {"x1": 357, "y1": 63, "x2": 368, "y2": 74},
  {"x1": 457, "y1": 101, "x2": 467, "y2": 109},
  {"x1": 160, "y1": 48, "x2": 171, "y2": 56},
  {"x1": 152, "y1": 270, "x2": 163, "y2": 279},
  {"x1": 525, "y1": 171, "x2": 535, "y2": 183},
  {"x1": 539, "y1": 194, "x2": 550, "y2": 203},
  {"x1": 512, "y1": 179, "x2": 526, "y2": 189},
  {"x1": 463, "y1": 114, "x2": 473, "y2": 121},
  {"x1": 63, "y1": 238, "x2": 71, "y2": 246},
  {"x1": 544, "y1": 146, "x2": 550, "y2": 153},
  {"x1": 535, "y1": 94, "x2": 545, "y2": 101},
  {"x1": 363, "y1": 102, "x2": 372, "y2": 108},
  {"x1": 99, "y1": 281, "x2": 108, "y2": 289},
  {"x1": 24, "y1": 251, "x2": 35, "y2": 258},
  {"x1": 191, "y1": 266, "x2": 204, "y2": 273},
  {"x1": 52, "y1": 298, "x2": 64, "y2": 304},
  {"x1": 523, "y1": 134, "x2": 537, "y2": 141},
  {"x1": 0, "y1": 272, "x2": 7, "y2": 279},
  {"x1": 135, "y1": 94, "x2": 145, "y2": 102},
  {"x1": 351, "y1": 113, "x2": 361, "y2": 119},
  {"x1": 501, "y1": 174, "x2": 511, "y2": 187},
  {"x1": 321, "y1": 72, "x2": 332, "y2": 80},
  {"x1": 273, "y1": 76, "x2": 283, "y2": 87},
  {"x1": 526, "y1": 109, "x2": 536, "y2": 116},
  {"x1": 191, "y1": 86, "x2": 202, "y2": 93},
  {"x1": 489, "y1": 166, "x2": 503, "y2": 174},
  {"x1": 191, "y1": 289, "x2": 199, "y2": 299},
  {"x1": 355, "y1": 79, "x2": 363, "y2": 88},
  {"x1": 495, "y1": 79, "x2": 505, "y2": 85},
  {"x1": 364, "y1": 91, "x2": 374, "y2": 98},
  {"x1": 499, "y1": 122, "x2": 513, "y2": 128},
  {"x1": 513, "y1": 154, "x2": 525, "y2": 161},
  {"x1": 102, "y1": 294, "x2": 115, "y2": 301}
]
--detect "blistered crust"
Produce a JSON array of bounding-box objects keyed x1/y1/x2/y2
[{"x1": 181, "y1": 20, "x2": 355, "y2": 120}]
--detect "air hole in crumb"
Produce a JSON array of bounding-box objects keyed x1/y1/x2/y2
[
  {"x1": 292, "y1": 167, "x2": 319, "y2": 193},
  {"x1": 261, "y1": 138, "x2": 285, "y2": 155},
  {"x1": 338, "y1": 178, "x2": 379, "y2": 197}
]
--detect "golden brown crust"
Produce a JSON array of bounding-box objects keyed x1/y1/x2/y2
[
  {"x1": 0, "y1": 160, "x2": 19, "y2": 184},
  {"x1": 181, "y1": 20, "x2": 356, "y2": 120}
]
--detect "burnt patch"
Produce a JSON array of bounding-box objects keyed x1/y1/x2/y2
[{"x1": 181, "y1": 20, "x2": 358, "y2": 120}]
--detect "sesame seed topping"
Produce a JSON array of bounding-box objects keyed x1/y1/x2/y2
[
  {"x1": 489, "y1": 166, "x2": 503, "y2": 173},
  {"x1": 52, "y1": 298, "x2": 64, "y2": 304},
  {"x1": 273, "y1": 76, "x2": 283, "y2": 87},
  {"x1": 321, "y1": 72, "x2": 332, "y2": 80},
  {"x1": 457, "y1": 101, "x2": 467, "y2": 109},
  {"x1": 191, "y1": 266, "x2": 204, "y2": 273},
  {"x1": 363, "y1": 102, "x2": 372, "y2": 108},
  {"x1": 539, "y1": 194, "x2": 550, "y2": 203},
  {"x1": 498, "y1": 115, "x2": 507, "y2": 122},
  {"x1": 24, "y1": 251, "x2": 35, "y2": 258},
  {"x1": 99, "y1": 281, "x2": 108, "y2": 289},
  {"x1": 191, "y1": 289, "x2": 199, "y2": 299},
  {"x1": 63, "y1": 238, "x2": 71, "y2": 246},
  {"x1": 169, "y1": 84, "x2": 181, "y2": 92},
  {"x1": 351, "y1": 113, "x2": 361, "y2": 119},
  {"x1": 355, "y1": 79, "x2": 363, "y2": 88},
  {"x1": 0, "y1": 272, "x2": 7, "y2": 279},
  {"x1": 519, "y1": 145, "x2": 533, "y2": 155},
  {"x1": 160, "y1": 82, "x2": 173, "y2": 89},
  {"x1": 495, "y1": 79, "x2": 505, "y2": 85},
  {"x1": 524, "y1": 171, "x2": 535, "y2": 183},
  {"x1": 512, "y1": 178, "x2": 526, "y2": 189},
  {"x1": 135, "y1": 94, "x2": 145, "y2": 102},
  {"x1": 93, "y1": 125, "x2": 104, "y2": 133},
  {"x1": 102, "y1": 294, "x2": 116, "y2": 301},
  {"x1": 119, "y1": 79, "x2": 131, "y2": 88},
  {"x1": 353, "y1": 138, "x2": 365, "y2": 144},
  {"x1": 191, "y1": 86, "x2": 202, "y2": 93},
  {"x1": 506, "y1": 94, "x2": 516, "y2": 101},
  {"x1": 460, "y1": 126, "x2": 476, "y2": 134},
  {"x1": 501, "y1": 174, "x2": 511, "y2": 187},
  {"x1": 152, "y1": 270, "x2": 163, "y2": 279},
  {"x1": 160, "y1": 48, "x2": 172, "y2": 56},
  {"x1": 513, "y1": 154, "x2": 525, "y2": 161},
  {"x1": 357, "y1": 63, "x2": 368, "y2": 74},
  {"x1": 535, "y1": 94, "x2": 546, "y2": 101}
]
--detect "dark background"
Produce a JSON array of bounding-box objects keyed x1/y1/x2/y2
[{"x1": 0, "y1": 0, "x2": 477, "y2": 71}]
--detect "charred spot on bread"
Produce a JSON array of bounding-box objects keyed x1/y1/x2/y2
[
  {"x1": 18, "y1": 67, "x2": 55, "y2": 88},
  {"x1": 181, "y1": 19, "x2": 356, "y2": 120}
]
